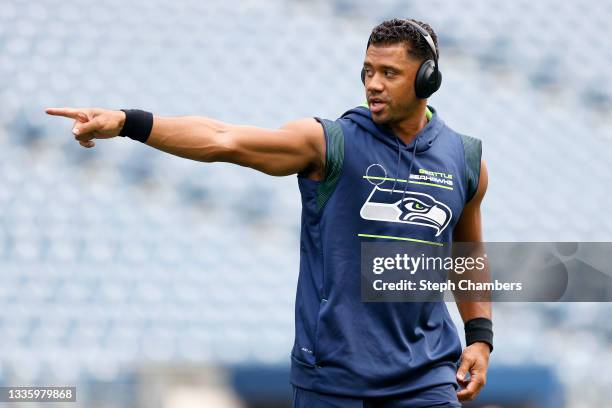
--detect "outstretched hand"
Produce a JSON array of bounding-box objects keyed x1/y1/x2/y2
[
  {"x1": 456, "y1": 341, "x2": 490, "y2": 402},
  {"x1": 45, "y1": 107, "x2": 126, "y2": 148}
]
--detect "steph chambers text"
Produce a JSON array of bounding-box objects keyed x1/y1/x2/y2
[{"x1": 372, "y1": 279, "x2": 523, "y2": 292}]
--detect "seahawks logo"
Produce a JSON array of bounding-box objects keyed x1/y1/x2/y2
[{"x1": 360, "y1": 186, "x2": 452, "y2": 237}]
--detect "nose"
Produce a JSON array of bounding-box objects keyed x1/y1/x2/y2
[{"x1": 366, "y1": 72, "x2": 384, "y2": 93}]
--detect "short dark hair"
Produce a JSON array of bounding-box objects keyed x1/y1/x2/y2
[{"x1": 367, "y1": 18, "x2": 439, "y2": 61}]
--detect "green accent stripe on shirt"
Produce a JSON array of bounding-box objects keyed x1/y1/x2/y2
[
  {"x1": 358, "y1": 233, "x2": 444, "y2": 246},
  {"x1": 362, "y1": 176, "x2": 453, "y2": 190}
]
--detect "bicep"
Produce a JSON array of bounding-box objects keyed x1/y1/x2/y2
[
  {"x1": 219, "y1": 118, "x2": 325, "y2": 176},
  {"x1": 453, "y1": 160, "x2": 488, "y2": 242}
]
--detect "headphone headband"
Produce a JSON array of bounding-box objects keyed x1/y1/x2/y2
[{"x1": 403, "y1": 19, "x2": 438, "y2": 64}]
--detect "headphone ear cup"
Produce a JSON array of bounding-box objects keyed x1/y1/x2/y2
[
  {"x1": 414, "y1": 60, "x2": 442, "y2": 99},
  {"x1": 361, "y1": 67, "x2": 366, "y2": 85},
  {"x1": 432, "y1": 69, "x2": 442, "y2": 93}
]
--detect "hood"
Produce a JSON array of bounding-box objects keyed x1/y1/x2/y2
[
  {"x1": 340, "y1": 104, "x2": 445, "y2": 204},
  {"x1": 340, "y1": 105, "x2": 443, "y2": 154}
]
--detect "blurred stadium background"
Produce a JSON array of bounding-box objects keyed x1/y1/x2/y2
[{"x1": 1, "y1": 0, "x2": 612, "y2": 407}]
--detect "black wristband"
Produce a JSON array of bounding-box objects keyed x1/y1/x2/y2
[
  {"x1": 464, "y1": 317, "x2": 493, "y2": 352},
  {"x1": 119, "y1": 109, "x2": 153, "y2": 143}
]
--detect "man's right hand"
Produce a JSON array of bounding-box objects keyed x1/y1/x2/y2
[{"x1": 45, "y1": 107, "x2": 126, "y2": 148}]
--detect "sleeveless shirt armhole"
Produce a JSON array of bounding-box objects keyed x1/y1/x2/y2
[
  {"x1": 459, "y1": 134, "x2": 482, "y2": 203},
  {"x1": 313, "y1": 117, "x2": 345, "y2": 212}
]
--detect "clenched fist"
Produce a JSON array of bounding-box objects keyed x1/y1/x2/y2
[{"x1": 45, "y1": 107, "x2": 126, "y2": 148}]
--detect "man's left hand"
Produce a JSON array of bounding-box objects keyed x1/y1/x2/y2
[{"x1": 456, "y1": 341, "x2": 490, "y2": 402}]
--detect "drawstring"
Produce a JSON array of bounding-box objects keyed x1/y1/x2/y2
[
  {"x1": 400, "y1": 133, "x2": 421, "y2": 205},
  {"x1": 389, "y1": 110, "x2": 430, "y2": 200},
  {"x1": 390, "y1": 135, "x2": 402, "y2": 193}
]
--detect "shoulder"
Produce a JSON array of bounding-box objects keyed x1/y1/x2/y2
[
  {"x1": 459, "y1": 134, "x2": 484, "y2": 203},
  {"x1": 456, "y1": 132, "x2": 482, "y2": 170},
  {"x1": 446, "y1": 127, "x2": 483, "y2": 203},
  {"x1": 431, "y1": 110, "x2": 484, "y2": 203},
  {"x1": 298, "y1": 116, "x2": 346, "y2": 188},
  {"x1": 442, "y1": 123, "x2": 482, "y2": 153}
]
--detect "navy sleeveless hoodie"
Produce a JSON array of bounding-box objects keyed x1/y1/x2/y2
[{"x1": 291, "y1": 105, "x2": 482, "y2": 398}]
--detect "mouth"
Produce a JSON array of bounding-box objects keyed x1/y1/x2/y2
[{"x1": 368, "y1": 97, "x2": 387, "y2": 114}]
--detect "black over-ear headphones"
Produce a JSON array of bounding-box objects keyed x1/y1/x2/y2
[{"x1": 361, "y1": 19, "x2": 442, "y2": 99}]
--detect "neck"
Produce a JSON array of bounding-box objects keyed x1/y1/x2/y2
[{"x1": 389, "y1": 103, "x2": 429, "y2": 145}]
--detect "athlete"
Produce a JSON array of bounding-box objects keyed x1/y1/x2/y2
[{"x1": 46, "y1": 18, "x2": 492, "y2": 407}]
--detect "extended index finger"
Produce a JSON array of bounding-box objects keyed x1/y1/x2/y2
[{"x1": 45, "y1": 107, "x2": 88, "y2": 122}]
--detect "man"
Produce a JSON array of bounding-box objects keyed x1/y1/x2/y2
[{"x1": 47, "y1": 18, "x2": 491, "y2": 408}]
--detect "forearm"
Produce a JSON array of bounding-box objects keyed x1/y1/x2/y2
[
  {"x1": 451, "y1": 243, "x2": 491, "y2": 322},
  {"x1": 145, "y1": 115, "x2": 232, "y2": 162},
  {"x1": 146, "y1": 115, "x2": 323, "y2": 176},
  {"x1": 456, "y1": 301, "x2": 491, "y2": 323}
]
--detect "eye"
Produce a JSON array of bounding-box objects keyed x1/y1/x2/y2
[
  {"x1": 403, "y1": 199, "x2": 429, "y2": 212},
  {"x1": 384, "y1": 69, "x2": 396, "y2": 77}
]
